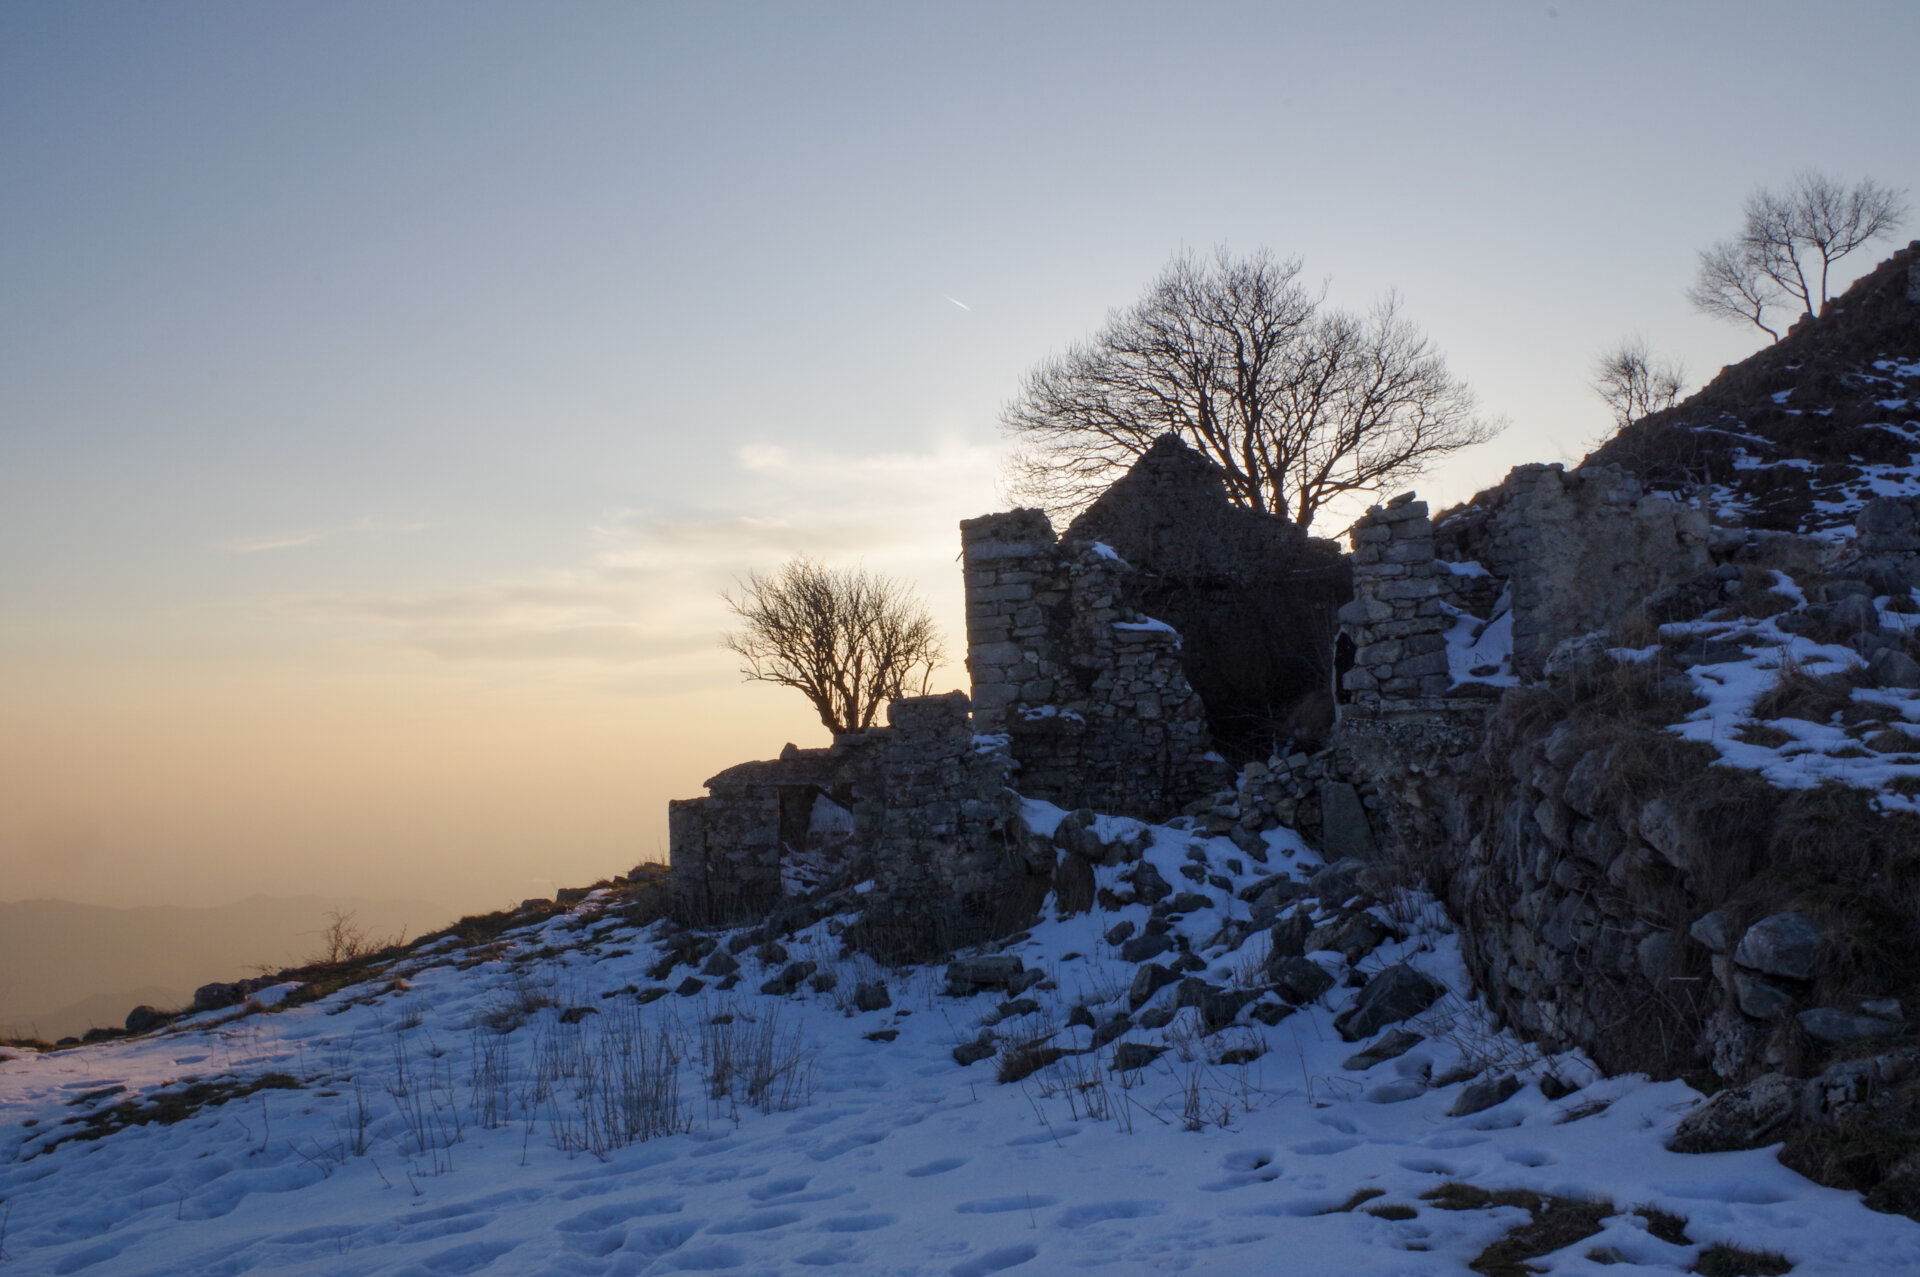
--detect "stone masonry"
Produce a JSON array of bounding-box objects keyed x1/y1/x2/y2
[
  {"x1": 1483, "y1": 463, "x2": 1711, "y2": 675},
  {"x1": 961, "y1": 508, "x2": 1225, "y2": 819},
  {"x1": 1337, "y1": 494, "x2": 1460, "y2": 714}
]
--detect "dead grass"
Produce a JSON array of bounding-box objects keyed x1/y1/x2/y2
[
  {"x1": 26, "y1": 1073, "x2": 301, "y2": 1158},
  {"x1": 1469, "y1": 1195, "x2": 1613, "y2": 1276},
  {"x1": 1735, "y1": 723, "x2": 1796, "y2": 749},
  {"x1": 1751, "y1": 665, "x2": 1860, "y2": 724},
  {"x1": 1691, "y1": 1243, "x2": 1794, "y2": 1275}
]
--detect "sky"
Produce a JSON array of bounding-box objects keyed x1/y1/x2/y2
[{"x1": 3, "y1": 1, "x2": 1918, "y2": 919}]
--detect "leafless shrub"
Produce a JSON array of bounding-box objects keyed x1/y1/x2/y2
[
  {"x1": 1593, "y1": 337, "x2": 1687, "y2": 430},
  {"x1": 721, "y1": 556, "x2": 943, "y2": 734}
]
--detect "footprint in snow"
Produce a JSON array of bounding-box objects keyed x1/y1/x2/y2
[
  {"x1": 409, "y1": 1239, "x2": 519, "y2": 1276},
  {"x1": 1503, "y1": 1147, "x2": 1555, "y2": 1167},
  {"x1": 1055, "y1": 1200, "x2": 1165, "y2": 1228},
  {"x1": 1005, "y1": 1126, "x2": 1078, "y2": 1146},
  {"x1": 949, "y1": 1243, "x2": 1039, "y2": 1276},
  {"x1": 955, "y1": 1196, "x2": 1060, "y2": 1214},
  {"x1": 554, "y1": 1197, "x2": 682, "y2": 1232},
  {"x1": 817, "y1": 1212, "x2": 897, "y2": 1232},
  {"x1": 1291, "y1": 1137, "x2": 1361, "y2": 1156},
  {"x1": 1396, "y1": 1157, "x2": 1458, "y2": 1176},
  {"x1": 1200, "y1": 1148, "x2": 1282, "y2": 1191},
  {"x1": 397, "y1": 1214, "x2": 491, "y2": 1243},
  {"x1": 657, "y1": 1242, "x2": 746, "y2": 1270},
  {"x1": 747, "y1": 1176, "x2": 811, "y2": 1201},
  {"x1": 905, "y1": 1157, "x2": 968, "y2": 1177},
  {"x1": 706, "y1": 1209, "x2": 803, "y2": 1234}
]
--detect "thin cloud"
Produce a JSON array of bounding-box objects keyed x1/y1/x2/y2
[
  {"x1": 945, "y1": 295, "x2": 972, "y2": 311},
  {"x1": 218, "y1": 516, "x2": 429, "y2": 554},
  {"x1": 280, "y1": 439, "x2": 998, "y2": 674}
]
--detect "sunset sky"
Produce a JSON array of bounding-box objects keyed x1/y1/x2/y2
[{"x1": 4, "y1": 2, "x2": 1918, "y2": 920}]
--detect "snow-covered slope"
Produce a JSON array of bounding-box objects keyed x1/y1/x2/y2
[{"x1": 5, "y1": 814, "x2": 1916, "y2": 1275}]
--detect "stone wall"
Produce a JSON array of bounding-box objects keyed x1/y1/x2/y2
[
  {"x1": 1337, "y1": 495, "x2": 1461, "y2": 714},
  {"x1": 859, "y1": 693, "x2": 1045, "y2": 956},
  {"x1": 1484, "y1": 464, "x2": 1711, "y2": 675},
  {"x1": 669, "y1": 729, "x2": 891, "y2": 922},
  {"x1": 961, "y1": 508, "x2": 1226, "y2": 819},
  {"x1": 1063, "y1": 436, "x2": 1350, "y2": 758}
]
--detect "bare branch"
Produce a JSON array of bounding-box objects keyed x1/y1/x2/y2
[
  {"x1": 721, "y1": 557, "x2": 944, "y2": 735},
  {"x1": 1592, "y1": 336, "x2": 1687, "y2": 431},
  {"x1": 1001, "y1": 247, "x2": 1496, "y2": 530},
  {"x1": 1695, "y1": 173, "x2": 1908, "y2": 336},
  {"x1": 1687, "y1": 239, "x2": 1784, "y2": 342}
]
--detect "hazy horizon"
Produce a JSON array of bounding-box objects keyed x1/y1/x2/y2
[{"x1": 5, "y1": 2, "x2": 1919, "y2": 917}]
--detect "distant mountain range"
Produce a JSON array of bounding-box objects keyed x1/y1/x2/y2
[{"x1": 0, "y1": 895, "x2": 451, "y2": 1040}]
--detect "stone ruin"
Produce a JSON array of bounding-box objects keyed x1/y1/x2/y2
[{"x1": 669, "y1": 436, "x2": 1346, "y2": 948}]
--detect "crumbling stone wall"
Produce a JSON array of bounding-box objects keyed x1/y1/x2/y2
[
  {"x1": 859, "y1": 693, "x2": 1045, "y2": 955},
  {"x1": 669, "y1": 729, "x2": 890, "y2": 922},
  {"x1": 961, "y1": 508, "x2": 1225, "y2": 819},
  {"x1": 1063, "y1": 436, "x2": 1350, "y2": 759},
  {"x1": 1485, "y1": 464, "x2": 1711, "y2": 675},
  {"x1": 1338, "y1": 495, "x2": 1461, "y2": 713}
]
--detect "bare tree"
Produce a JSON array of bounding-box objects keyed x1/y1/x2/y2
[
  {"x1": 1002, "y1": 248, "x2": 1498, "y2": 531},
  {"x1": 1688, "y1": 172, "x2": 1908, "y2": 341},
  {"x1": 1592, "y1": 337, "x2": 1687, "y2": 430},
  {"x1": 722, "y1": 556, "x2": 943, "y2": 735}
]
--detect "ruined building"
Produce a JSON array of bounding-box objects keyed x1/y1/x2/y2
[{"x1": 668, "y1": 436, "x2": 1347, "y2": 944}]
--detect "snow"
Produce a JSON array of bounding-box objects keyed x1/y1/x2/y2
[
  {"x1": 1443, "y1": 589, "x2": 1517, "y2": 688},
  {"x1": 1113, "y1": 618, "x2": 1178, "y2": 636},
  {"x1": 1089, "y1": 543, "x2": 1132, "y2": 568},
  {"x1": 7, "y1": 814, "x2": 1917, "y2": 1274},
  {"x1": 1661, "y1": 583, "x2": 1920, "y2": 813}
]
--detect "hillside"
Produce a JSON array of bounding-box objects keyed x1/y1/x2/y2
[
  {"x1": 5, "y1": 816, "x2": 1914, "y2": 1275},
  {"x1": 0, "y1": 896, "x2": 449, "y2": 1042},
  {"x1": 1585, "y1": 240, "x2": 1920, "y2": 534}
]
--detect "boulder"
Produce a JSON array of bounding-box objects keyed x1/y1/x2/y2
[
  {"x1": 1307, "y1": 856, "x2": 1367, "y2": 903},
  {"x1": 1798, "y1": 1007, "x2": 1901, "y2": 1044},
  {"x1": 124, "y1": 1005, "x2": 172, "y2": 1035},
  {"x1": 1118, "y1": 933, "x2": 1173, "y2": 964},
  {"x1": 1734, "y1": 912, "x2": 1820, "y2": 981},
  {"x1": 1265, "y1": 956, "x2": 1336, "y2": 1006},
  {"x1": 1126, "y1": 861, "x2": 1172, "y2": 905},
  {"x1": 1267, "y1": 911, "x2": 1314, "y2": 959},
  {"x1": 1307, "y1": 913, "x2": 1391, "y2": 964},
  {"x1": 945, "y1": 955, "x2": 1025, "y2": 996},
  {"x1": 1334, "y1": 964, "x2": 1444, "y2": 1041},
  {"x1": 1316, "y1": 785, "x2": 1377, "y2": 862},
  {"x1": 1870, "y1": 647, "x2": 1920, "y2": 690},
  {"x1": 701, "y1": 949, "x2": 741, "y2": 977},
  {"x1": 1110, "y1": 1042, "x2": 1167, "y2": 1072},
  {"x1": 852, "y1": 981, "x2": 892, "y2": 1013},
  {"x1": 1732, "y1": 970, "x2": 1796, "y2": 1020},
  {"x1": 1688, "y1": 910, "x2": 1734, "y2": 954},
  {"x1": 1667, "y1": 1073, "x2": 1807, "y2": 1153},
  {"x1": 1091, "y1": 1014, "x2": 1133, "y2": 1048},
  {"x1": 760, "y1": 960, "x2": 818, "y2": 996},
  {"x1": 1447, "y1": 1073, "x2": 1521, "y2": 1116},
  {"x1": 1200, "y1": 988, "x2": 1260, "y2": 1033},
  {"x1": 952, "y1": 1036, "x2": 997, "y2": 1067},
  {"x1": 1104, "y1": 920, "x2": 1136, "y2": 945},
  {"x1": 1249, "y1": 1000, "x2": 1296, "y2": 1026},
  {"x1": 1342, "y1": 1028, "x2": 1423, "y2": 1072},
  {"x1": 1127, "y1": 962, "x2": 1180, "y2": 1010}
]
